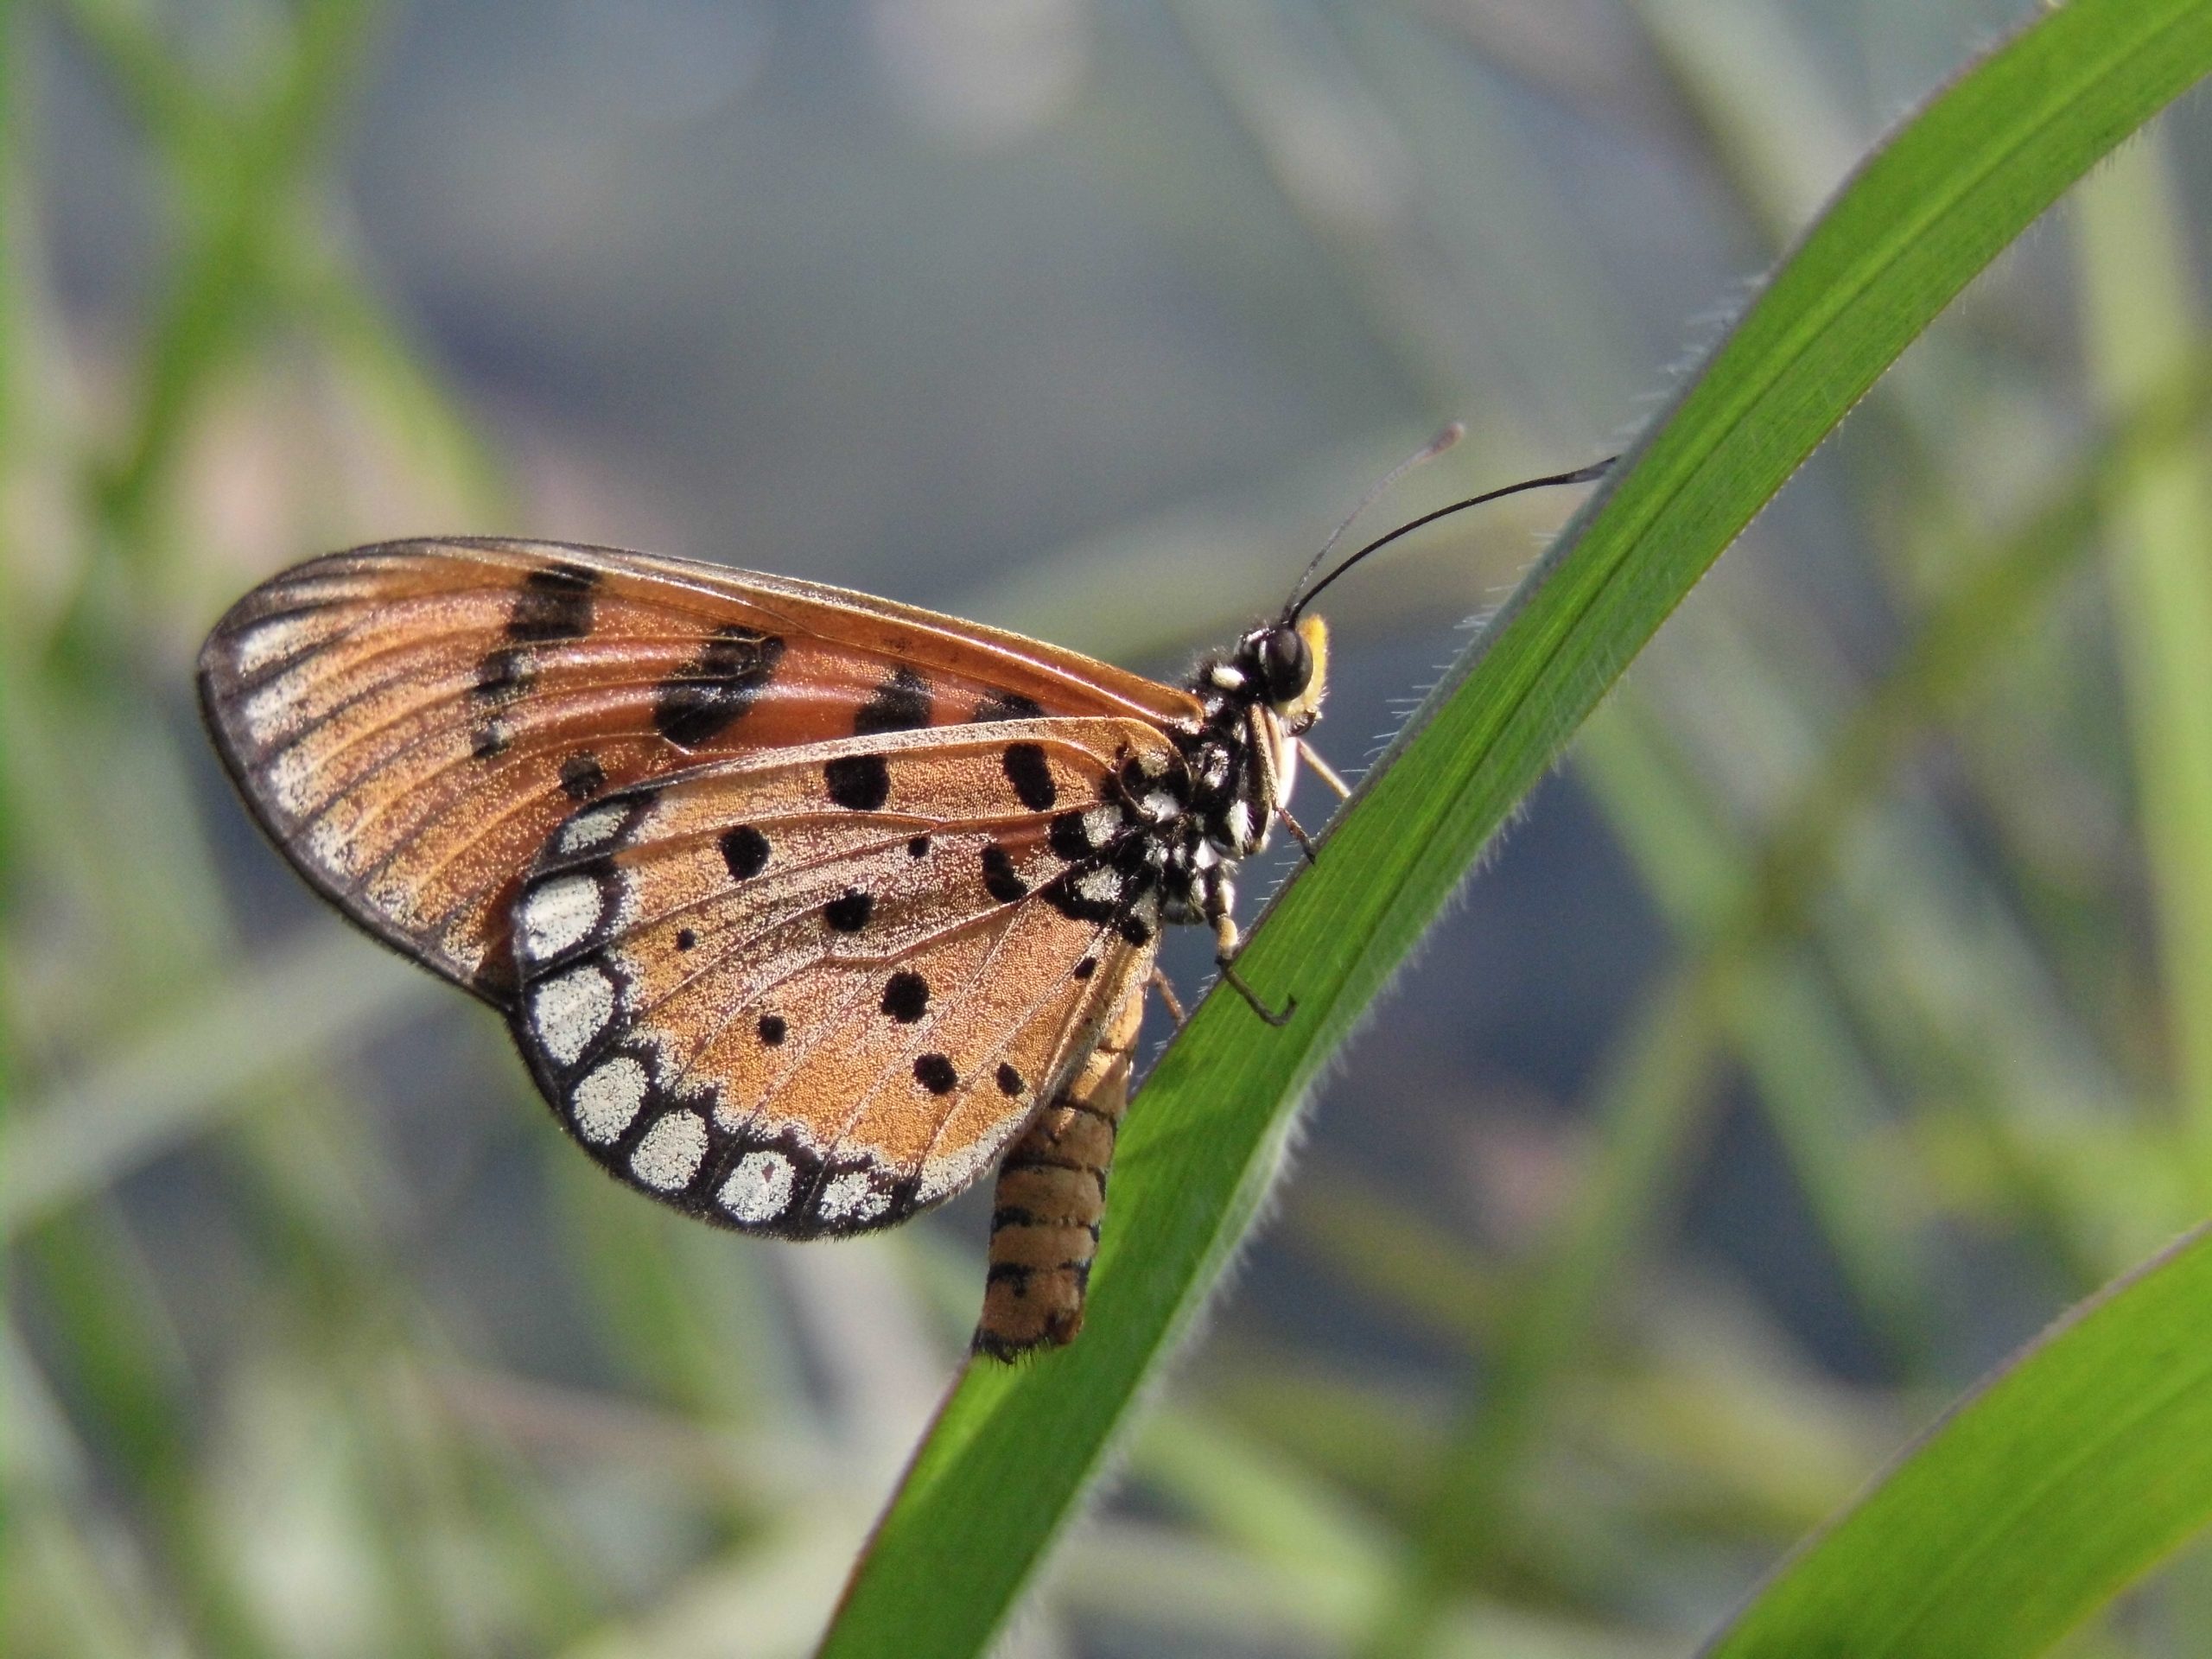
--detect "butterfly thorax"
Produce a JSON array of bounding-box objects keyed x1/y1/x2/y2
[{"x1": 1138, "y1": 614, "x2": 1330, "y2": 930}]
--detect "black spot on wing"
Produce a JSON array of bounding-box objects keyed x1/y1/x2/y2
[
  {"x1": 471, "y1": 645, "x2": 538, "y2": 704},
  {"x1": 981, "y1": 843, "x2": 1028, "y2": 903},
  {"x1": 914, "y1": 1053, "x2": 958, "y2": 1095},
  {"x1": 1002, "y1": 742, "x2": 1057, "y2": 810},
  {"x1": 758, "y1": 1014, "x2": 787, "y2": 1045},
  {"x1": 855, "y1": 665, "x2": 933, "y2": 735},
  {"x1": 656, "y1": 625, "x2": 786, "y2": 749},
  {"x1": 721, "y1": 825, "x2": 771, "y2": 880},
  {"x1": 824, "y1": 888, "x2": 874, "y2": 932},
  {"x1": 995, "y1": 1062, "x2": 1025, "y2": 1096},
  {"x1": 825, "y1": 753, "x2": 891, "y2": 811},
  {"x1": 973, "y1": 691, "x2": 1044, "y2": 723},
  {"x1": 907, "y1": 834, "x2": 932, "y2": 859},
  {"x1": 1073, "y1": 957, "x2": 1097, "y2": 980},
  {"x1": 1045, "y1": 872, "x2": 1117, "y2": 925},
  {"x1": 471, "y1": 720, "x2": 512, "y2": 760},
  {"x1": 506, "y1": 564, "x2": 598, "y2": 642},
  {"x1": 559, "y1": 751, "x2": 607, "y2": 801},
  {"x1": 675, "y1": 928, "x2": 697, "y2": 950},
  {"x1": 881, "y1": 971, "x2": 930, "y2": 1022},
  {"x1": 1048, "y1": 811, "x2": 1094, "y2": 861}
]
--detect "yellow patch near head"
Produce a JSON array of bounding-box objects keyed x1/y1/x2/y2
[{"x1": 1281, "y1": 614, "x2": 1329, "y2": 729}]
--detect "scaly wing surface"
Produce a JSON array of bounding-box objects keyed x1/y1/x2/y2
[{"x1": 506, "y1": 718, "x2": 1179, "y2": 1234}]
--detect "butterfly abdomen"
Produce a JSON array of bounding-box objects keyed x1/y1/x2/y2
[{"x1": 973, "y1": 979, "x2": 1146, "y2": 1359}]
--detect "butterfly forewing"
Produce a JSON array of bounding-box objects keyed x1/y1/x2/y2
[
  {"x1": 197, "y1": 538, "x2": 1200, "y2": 1000},
  {"x1": 507, "y1": 721, "x2": 1173, "y2": 1235}
]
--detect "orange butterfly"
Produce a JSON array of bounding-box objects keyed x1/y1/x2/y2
[{"x1": 197, "y1": 452, "x2": 1601, "y2": 1359}]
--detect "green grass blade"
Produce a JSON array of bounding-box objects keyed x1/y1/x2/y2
[
  {"x1": 1702, "y1": 1224, "x2": 2212, "y2": 1658},
  {"x1": 2075, "y1": 138, "x2": 2212, "y2": 1181},
  {"x1": 821, "y1": 4, "x2": 2212, "y2": 1655}
]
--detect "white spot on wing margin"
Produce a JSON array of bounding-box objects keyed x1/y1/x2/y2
[
  {"x1": 241, "y1": 676, "x2": 307, "y2": 746},
  {"x1": 521, "y1": 874, "x2": 605, "y2": 961},
  {"x1": 917, "y1": 1136, "x2": 995, "y2": 1205},
  {"x1": 531, "y1": 964, "x2": 615, "y2": 1068},
  {"x1": 572, "y1": 1057, "x2": 648, "y2": 1144},
  {"x1": 818, "y1": 1170, "x2": 890, "y2": 1224},
  {"x1": 233, "y1": 612, "x2": 336, "y2": 676},
  {"x1": 720, "y1": 1150, "x2": 796, "y2": 1222},
  {"x1": 630, "y1": 1112, "x2": 708, "y2": 1191}
]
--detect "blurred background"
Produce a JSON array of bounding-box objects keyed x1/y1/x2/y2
[{"x1": 8, "y1": 1, "x2": 2212, "y2": 1654}]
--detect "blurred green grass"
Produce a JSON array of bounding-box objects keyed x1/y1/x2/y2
[{"x1": 8, "y1": 3, "x2": 2212, "y2": 1656}]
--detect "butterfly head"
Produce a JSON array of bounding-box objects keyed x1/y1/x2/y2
[{"x1": 1239, "y1": 613, "x2": 1328, "y2": 733}]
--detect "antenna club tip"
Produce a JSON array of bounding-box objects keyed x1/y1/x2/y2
[{"x1": 1431, "y1": 421, "x2": 1465, "y2": 454}]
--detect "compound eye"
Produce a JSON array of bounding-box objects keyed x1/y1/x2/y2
[{"x1": 1256, "y1": 626, "x2": 1311, "y2": 704}]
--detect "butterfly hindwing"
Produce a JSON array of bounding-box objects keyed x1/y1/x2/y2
[
  {"x1": 196, "y1": 538, "x2": 1201, "y2": 1001},
  {"x1": 505, "y1": 720, "x2": 1176, "y2": 1235}
]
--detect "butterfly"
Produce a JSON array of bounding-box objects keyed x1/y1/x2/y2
[{"x1": 196, "y1": 447, "x2": 1602, "y2": 1360}]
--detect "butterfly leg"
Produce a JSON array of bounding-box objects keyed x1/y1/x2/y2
[
  {"x1": 1149, "y1": 967, "x2": 1188, "y2": 1029},
  {"x1": 1213, "y1": 910, "x2": 1294, "y2": 1027},
  {"x1": 1298, "y1": 741, "x2": 1353, "y2": 801},
  {"x1": 974, "y1": 977, "x2": 1147, "y2": 1361},
  {"x1": 1278, "y1": 806, "x2": 1319, "y2": 864}
]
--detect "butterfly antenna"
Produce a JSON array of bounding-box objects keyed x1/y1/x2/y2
[
  {"x1": 1286, "y1": 422, "x2": 1466, "y2": 613},
  {"x1": 1288, "y1": 455, "x2": 1615, "y2": 621}
]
